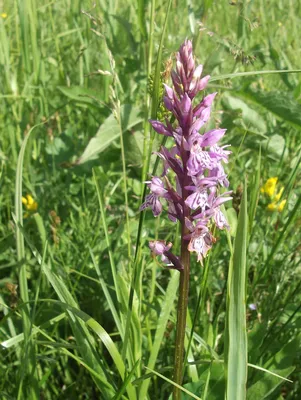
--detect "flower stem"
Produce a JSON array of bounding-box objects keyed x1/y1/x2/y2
[{"x1": 173, "y1": 222, "x2": 190, "y2": 399}]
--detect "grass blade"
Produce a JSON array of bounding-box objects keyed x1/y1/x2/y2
[
  {"x1": 248, "y1": 363, "x2": 293, "y2": 383},
  {"x1": 89, "y1": 247, "x2": 124, "y2": 339},
  {"x1": 145, "y1": 367, "x2": 202, "y2": 400},
  {"x1": 210, "y1": 69, "x2": 301, "y2": 82},
  {"x1": 112, "y1": 359, "x2": 140, "y2": 400},
  {"x1": 225, "y1": 181, "x2": 248, "y2": 400},
  {"x1": 139, "y1": 271, "x2": 179, "y2": 399},
  {"x1": 15, "y1": 123, "x2": 44, "y2": 399},
  {"x1": 42, "y1": 263, "x2": 117, "y2": 399}
]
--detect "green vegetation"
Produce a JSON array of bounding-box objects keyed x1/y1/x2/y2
[{"x1": 0, "y1": 0, "x2": 300, "y2": 398}]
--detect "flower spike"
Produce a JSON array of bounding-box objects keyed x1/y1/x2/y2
[{"x1": 141, "y1": 39, "x2": 231, "y2": 263}]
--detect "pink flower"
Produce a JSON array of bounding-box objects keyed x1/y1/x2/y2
[
  {"x1": 187, "y1": 143, "x2": 214, "y2": 176},
  {"x1": 140, "y1": 177, "x2": 168, "y2": 217},
  {"x1": 187, "y1": 226, "x2": 214, "y2": 263},
  {"x1": 149, "y1": 240, "x2": 173, "y2": 264},
  {"x1": 212, "y1": 207, "x2": 229, "y2": 230}
]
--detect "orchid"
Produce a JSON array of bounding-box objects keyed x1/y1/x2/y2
[
  {"x1": 141, "y1": 39, "x2": 231, "y2": 266},
  {"x1": 140, "y1": 40, "x2": 231, "y2": 398}
]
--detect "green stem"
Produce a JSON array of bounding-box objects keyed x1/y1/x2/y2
[{"x1": 173, "y1": 223, "x2": 190, "y2": 399}]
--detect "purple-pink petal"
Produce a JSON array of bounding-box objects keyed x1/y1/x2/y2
[
  {"x1": 180, "y1": 93, "x2": 192, "y2": 113},
  {"x1": 149, "y1": 240, "x2": 172, "y2": 255},
  {"x1": 202, "y1": 129, "x2": 227, "y2": 147},
  {"x1": 213, "y1": 207, "x2": 229, "y2": 230},
  {"x1": 149, "y1": 120, "x2": 172, "y2": 136},
  {"x1": 198, "y1": 75, "x2": 210, "y2": 91},
  {"x1": 164, "y1": 96, "x2": 174, "y2": 111},
  {"x1": 149, "y1": 177, "x2": 167, "y2": 197},
  {"x1": 185, "y1": 191, "x2": 208, "y2": 211},
  {"x1": 163, "y1": 83, "x2": 174, "y2": 99}
]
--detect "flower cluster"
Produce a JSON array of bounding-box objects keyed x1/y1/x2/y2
[
  {"x1": 260, "y1": 177, "x2": 286, "y2": 212},
  {"x1": 22, "y1": 194, "x2": 38, "y2": 218},
  {"x1": 141, "y1": 40, "x2": 231, "y2": 266}
]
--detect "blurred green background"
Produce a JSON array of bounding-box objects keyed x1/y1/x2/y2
[{"x1": 0, "y1": 0, "x2": 301, "y2": 399}]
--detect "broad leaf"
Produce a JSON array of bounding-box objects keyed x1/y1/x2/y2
[
  {"x1": 77, "y1": 104, "x2": 143, "y2": 164},
  {"x1": 222, "y1": 93, "x2": 266, "y2": 134},
  {"x1": 244, "y1": 90, "x2": 301, "y2": 129},
  {"x1": 58, "y1": 86, "x2": 104, "y2": 106}
]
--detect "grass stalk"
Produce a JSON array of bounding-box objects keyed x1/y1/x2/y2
[
  {"x1": 116, "y1": 100, "x2": 132, "y2": 259},
  {"x1": 184, "y1": 246, "x2": 213, "y2": 366},
  {"x1": 173, "y1": 163, "x2": 191, "y2": 398},
  {"x1": 93, "y1": 168, "x2": 121, "y2": 305},
  {"x1": 141, "y1": 0, "x2": 156, "y2": 186},
  {"x1": 15, "y1": 125, "x2": 41, "y2": 399},
  {"x1": 106, "y1": 45, "x2": 132, "y2": 260},
  {"x1": 173, "y1": 230, "x2": 190, "y2": 399}
]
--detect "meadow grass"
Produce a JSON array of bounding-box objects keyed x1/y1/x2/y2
[{"x1": 0, "y1": 0, "x2": 301, "y2": 398}]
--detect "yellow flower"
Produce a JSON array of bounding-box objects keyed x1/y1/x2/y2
[
  {"x1": 1, "y1": 12, "x2": 7, "y2": 19},
  {"x1": 277, "y1": 199, "x2": 286, "y2": 212},
  {"x1": 274, "y1": 186, "x2": 284, "y2": 202},
  {"x1": 267, "y1": 202, "x2": 277, "y2": 212},
  {"x1": 263, "y1": 178, "x2": 287, "y2": 213},
  {"x1": 22, "y1": 194, "x2": 38, "y2": 212},
  {"x1": 260, "y1": 177, "x2": 278, "y2": 197},
  {"x1": 267, "y1": 199, "x2": 286, "y2": 213}
]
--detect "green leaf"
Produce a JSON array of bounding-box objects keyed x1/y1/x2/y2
[
  {"x1": 205, "y1": 363, "x2": 225, "y2": 400},
  {"x1": 181, "y1": 381, "x2": 203, "y2": 399},
  {"x1": 248, "y1": 321, "x2": 267, "y2": 365},
  {"x1": 58, "y1": 86, "x2": 104, "y2": 106},
  {"x1": 248, "y1": 148, "x2": 261, "y2": 237},
  {"x1": 247, "y1": 324, "x2": 300, "y2": 398},
  {"x1": 247, "y1": 367, "x2": 294, "y2": 399},
  {"x1": 226, "y1": 208, "x2": 238, "y2": 238},
  {"x1": 188, "y1": 362, "x2": 225, "y2": 400},
  {"x1": 167, "y1": 381, "x2": 204, "y2": 400},
  {"x1": 45, "y1": 137, "x2": 68, "y2": 156},
  {"x1": 248, "y1": 363, "x2": 293, "y2": 383},
  {"x1": 222, "y1": 93, "x2": 266, "y2": 134},
  {"x1": 77, "y1": 104, "x2": 143, "y2": 164},
  {"x1": 243, "y1": 90, "x2": 301, "y2": 129},
  {"x1": 124, "y1": 129, "x2": 144, "y2": 169},
  {"x1": 265, "y1": 134, "x2": 287, "y2": 159},
  {"x1": 1, "y1": 314, "x2": 66, "y2": 349},
  {"x1": 225, "y1": 182, "x2": 248, "y2": 400},
  {"x1": 15, "y1": 122, "x2": 44, "y2": 400},
  {"x1": 247, "y1": 348, "x2": 297, "y2": 400}
]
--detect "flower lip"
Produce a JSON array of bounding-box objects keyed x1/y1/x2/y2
[
  {"x1": 187, "y1": 226, "x2": 214, "y2": 263},
  {"x1": 149, "y1": 240, "x2": 172, "y2": 255}
]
